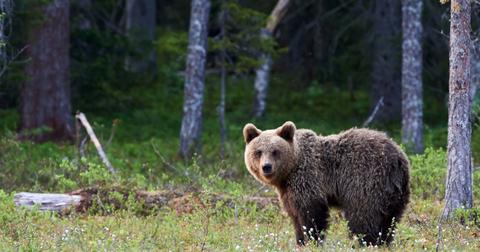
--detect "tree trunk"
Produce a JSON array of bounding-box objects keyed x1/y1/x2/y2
[
  {"x1": 0, "y1": 0, "x2": 12, "y2": 76},
  {"x1": 125, "y1": 0, "x2": 157, "y2": 72},
  {"x1": 401, "y1": 0, "x2": 424, "y2": 154},
  {"x1": 443, "y1": 0, "x2": 472, "y2": 219},
  {"x1": 20, "y1": 0, "x2": 73, "y2": 142},
  {"x1": 253, "y1": 36, "x2": 272, "y2": 118},
  {"x1": 311, "y1": 0, "x2": 328, "y2": 82},
  {"x1": 371, "y1": 0, "x2": 401, "y2": 122},
  {"x1": 74, "y1": 0, "x2": 92, "y2": 30},
  {"x1": 253, "y1": 0, "x2": 290, "y2": 118},
  {"x1": 179, "y1": 0, "x2": 211, "y2": 158}
]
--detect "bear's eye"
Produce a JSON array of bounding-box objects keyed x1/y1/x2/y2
[
  {"x1": 272, "y1": 149, "x2": 280, "y2": 156},
  {"x1": 254, "y1": 150, "x2": 262, "y2": 158}
]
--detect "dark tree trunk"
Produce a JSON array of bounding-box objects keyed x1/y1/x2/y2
[
  {"x1": 371, "y1": 0, "x2": 401, "y2": 122},
  {"x1": 179, "y1": 0, "x2": 211, "y2": 158},
  {"x1": 20, "y1": 0, "x2": 73, "y2": 142},
  {"x1": 311, "y1": 0, "x2": 328, "y2": 81},
  {"x1": 401, "y1": 0, "x2": 423, "y2": 154},
  {"x1": 443, "y1": 0, "x2": 472, "y2": 219},
  {"x1": 125, "y1": 0, "x2": 157, "y2": 72},
  {"x1": 0, "y1": 0, "x2": 12, "y2": 77},
  {"x1": 253, "y1": 0, "x2": 290, "y2": 118},
  {"x1": 218, "y1": 6, "x2": 227, "y2": 160},
  {"x1": 74, "y1": 0, "x2": 92, "y2": 30}
]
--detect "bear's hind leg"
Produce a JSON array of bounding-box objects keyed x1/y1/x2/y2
[
  {"x1": 346, "y1": 213, "x2": 396, "y2": 246},
  {"x1": 297, "y1": 200, "x2": 329, "y2": 246}
]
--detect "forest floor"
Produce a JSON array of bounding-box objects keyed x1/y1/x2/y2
[
  {"x1": 1, "y1": 85, "x2": 480, "y2": 250},
  {"x1": 0, "y1": 189, "x2": 479, "y2": 251},
  {"x1": 1, "y1": 146, "x2": 480, "y2": 251}
]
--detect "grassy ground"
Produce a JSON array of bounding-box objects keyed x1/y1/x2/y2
[
  {"x1": 0, "y1": 192, "x2": 479, "y2": 251},
  {"x1": 0, "y1": 144, "x2": 479, "y2": 251},
  {"x1": 1, "y1": 82, "x2": 480, "y2": 250}
]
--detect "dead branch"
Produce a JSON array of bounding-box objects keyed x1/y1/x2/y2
[
  {"x1": 0, "y1": 45, "x2": 28, "y2": 80},
  {"x1": 105, "y1": 119, "x2": 119, "y2": 148},
  {"x1": 150, "y1": 140, "x2": 182, "y2": 175},
  {"x1": 362, "y1": 96, "x2": 384, "y2": 127},
  {"x1": 266, "y1": 0, "x2": 291, "y2": 33},
  {"x1": 79, "y1": 137, "x2": 88, "y2": 158},
  {"x1": 76, "y1": 112, "x2": 117, "y2": 174}
]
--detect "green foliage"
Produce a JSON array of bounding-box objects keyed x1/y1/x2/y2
[
  {"x1": 454, "y1": 207, "x2": 480, "y2": 228},
  {"x1": 409, "y1": 148, "x2": 447, "y2": 199},
  {"x1": 410, "y1": 147, "x2": 480, "y2": 200},
  {"x1": 70, "y1": 27, "x2": 147, "y2": 113},
  {"x1": 70, "y1": 0, "x2": 158, "y2": 114},
  {"x1": 155, "y1": 29, "x2": 188, "y2": 93},
  {"x1": 0, "y1": 133, "x2": 69, "y2": 191},
  {"x1": 78, "y1": 159, "x2": 115, "y2": 186},
  {"x1": 472, "y1": 106, "x2": 480, "y2": 163},
  {"x1": 210, "y1": 0, "x2": 278, "y2": 74}
]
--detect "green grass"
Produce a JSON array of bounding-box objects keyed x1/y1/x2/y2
[
  {"x1": 1, "y1": 77, "x2": 480, "y2": 250},
  {"x1": 0, "y1": 132, "x2": 479, "y2": 250},
  {"x1": 0, "y1": 190, "x2": 479, "y2": 251}
]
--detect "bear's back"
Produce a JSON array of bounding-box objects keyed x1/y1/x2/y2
[{"x1": 331, "y1": 128, "x2": 409, "y2": 209}]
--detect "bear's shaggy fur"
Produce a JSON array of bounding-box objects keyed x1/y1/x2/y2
[{"x1": 243, "y1": 121, "x2": 410, "y2": 246}]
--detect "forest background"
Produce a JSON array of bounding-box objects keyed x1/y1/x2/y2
[{"x1": 0, "y1": 0, "x2": 479, "y2": 250}]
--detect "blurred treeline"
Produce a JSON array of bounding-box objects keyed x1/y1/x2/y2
[{"x1": 0, "y1": 0, "x2": 479, "y2": 178}]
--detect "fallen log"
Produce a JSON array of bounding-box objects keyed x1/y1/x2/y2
[
  {"x1": 14, "y1": 187, "x2": 279, "y2": 215},
  {"x1": 14, "y1": 192, "x2": 82, "y2": 212}
]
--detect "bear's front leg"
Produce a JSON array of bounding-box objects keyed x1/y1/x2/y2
[
  {"x1": 291, "y1": 215, "x2": 306, "y2": 246},
  {"x1": 296, "y1": 200, "x2": 329, "y2": 246}
]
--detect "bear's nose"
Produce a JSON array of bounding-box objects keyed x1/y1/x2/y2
[{"x1": 262, "y1": 163, "x2": 273, "y2": 174}]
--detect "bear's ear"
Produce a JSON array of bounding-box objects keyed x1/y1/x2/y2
[
  {"x1": 276, "y1": 121, "x2": 296, "y2": 142},
  {"x1": 243, "y1": 123, "x2": 261, "y2": 144}
]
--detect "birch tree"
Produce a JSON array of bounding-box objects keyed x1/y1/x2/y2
[
  {"x1": 253, "y1": 0, "x2": 290, "y2": 118},
  {"x1": 179, "y1": 0, "x2": 211, "y2": 158},
  {"x1": 443, "y1": 0, "x2": 473, "y2": 219},
  {"x1": 401, "y1": 0, "x2": 423, "y2": 154},
  {"x1": 125, "y1": 0, "x2": 157, "y2": 72},
  {"x1": 20, "y1": 0, "x2": 73, "y2": 142},
  {"x1": 371, "y1": 0, "x2": 401, "y2": 122}
]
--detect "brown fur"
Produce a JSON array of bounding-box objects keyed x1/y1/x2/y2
[{"x1": 243, "y1": 121, "x2": 410, "y2": 246}]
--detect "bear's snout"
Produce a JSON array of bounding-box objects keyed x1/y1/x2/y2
[{"x1": 262, "y1": 163, "x2": 273, "y2": 175}]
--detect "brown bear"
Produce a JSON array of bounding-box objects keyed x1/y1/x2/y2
[{"x1": 243, "y1": 121, "x2": 410, "y2": 246}]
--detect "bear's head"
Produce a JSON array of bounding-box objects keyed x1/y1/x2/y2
[{"x1": 243, "y1": 121, "x2": 297, "y2": 186}]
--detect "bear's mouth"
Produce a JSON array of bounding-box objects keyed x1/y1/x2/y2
[
  {"x1": 262, "y1": 169, "x2": 274, "y2": 178},
  {"x1": 263, "y1": 172, "x2": 274, "y2": 179}
]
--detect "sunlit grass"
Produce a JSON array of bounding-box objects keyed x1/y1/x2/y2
[{"x1": 1, "y1": 188, "x2": 479, "y2": 251}]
